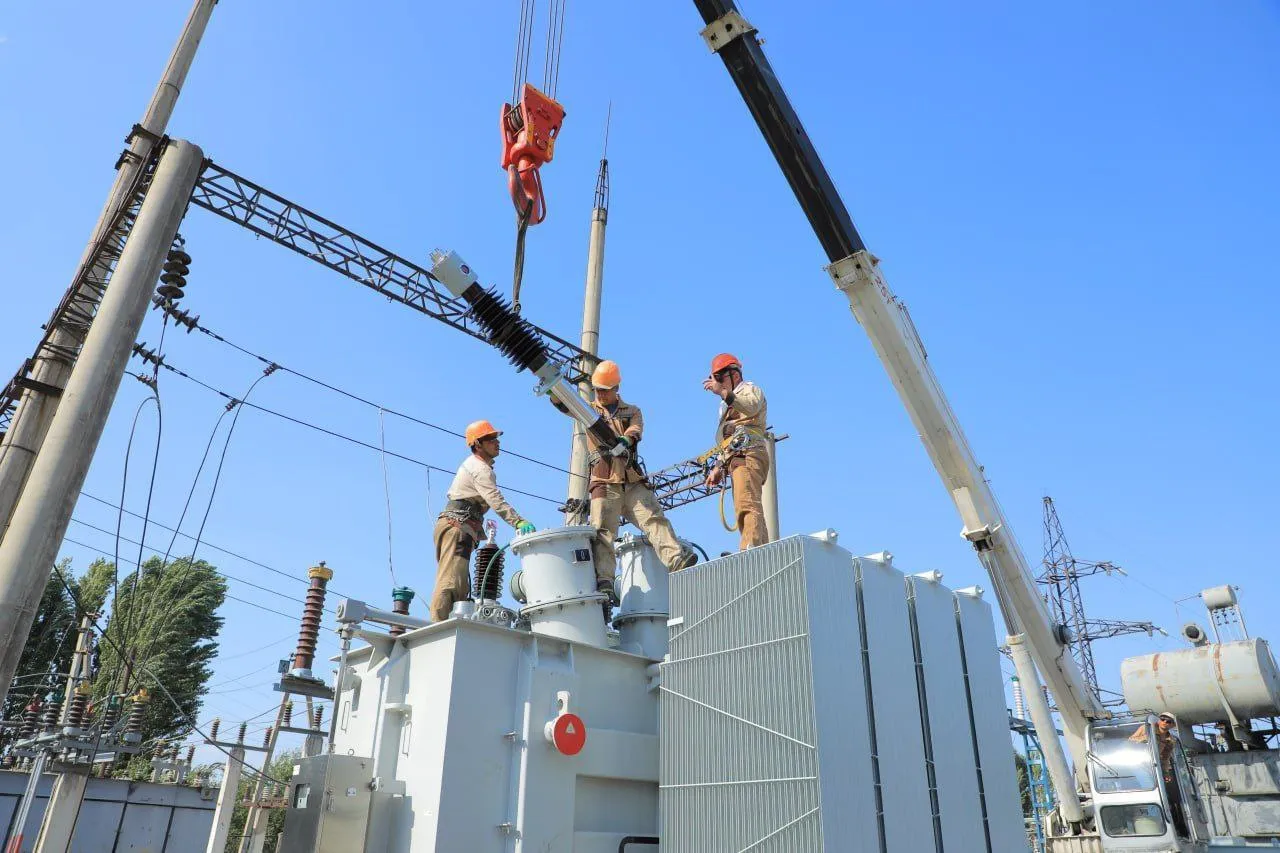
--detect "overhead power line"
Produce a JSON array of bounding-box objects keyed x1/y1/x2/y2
[
  {"x1": 61, "y1": 533, "x2": 308, "y2": 623},
  {"x1": 66, "y1": 518, "x2": 312, "y2": 608},
  {"x1": 50, "y1": 570, "x2": 289, "y2": 784},
  {"x1": 78, "y1": 491, "x2": 351, "y2": 600},
  {"x1": 132, "y1": 347, "x2": 563, "y2": 506},
  {"x1": 151, "y1": 298, "x2": 580, "y2": 478}
]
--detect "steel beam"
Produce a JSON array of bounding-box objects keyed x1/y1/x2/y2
[{"x1": 189, "y1": 161, "x2": 592, "y2": 384}]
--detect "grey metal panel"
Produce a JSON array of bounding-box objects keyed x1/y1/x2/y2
[
  {"x1": 909, "y1": 574, "x2": 987, "y2": 852},
  {"x1": 806, "y1": 538, "x2": 878, "y2": 851},
  {"x1": 956, "y1": 592, "x2": 1030, "y2": 853},
  {"x1": 115, "y1": 803, "x2": 169, "y2": 851},
  {"x1": 162, "y1": 808, "x2": 214, "y2": 853},
  {"x1": 70, "y1": 800, "x2": 124, "y2": 853},
  {"x1": 661, "y1": 535, "x2": 878, "y2": 852},
  {"x1": 8, "y1": 794, "x2": 47, "y2": 851},
  {"x1": 0, "y1": 772, "x2": 212, "y2": 853},
  {"x1": 857, "y1": 556, "x2": 934, "y2": 852},
  {"x1": 0, "y1": 796, "x2": 16, "y2": 847}
]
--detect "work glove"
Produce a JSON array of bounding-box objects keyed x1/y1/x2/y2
[
  {"x1": 607, "y1": 436, "x2": 633, "y2": 460},
  {"x1": 517, "y1": 520, "x2": 537, "y2": 535}
]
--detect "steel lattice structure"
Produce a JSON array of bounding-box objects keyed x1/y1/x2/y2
[
  {"x1": 0, "y1": 145, "x2": 159, "y2": 440},
  {"x1": 188, "y1": 158, "x2": 749, "y2": 511},
  {"x1": 188, "y1": 159, "x2": 594, "y2": 385},
  {"x1": 1038, "y1": 496, "x2": 1159, "y2": 702}
]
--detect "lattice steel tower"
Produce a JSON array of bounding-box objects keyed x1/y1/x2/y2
[{"x1": 1038, "y1": 496, "x2": 1160, "y2": 703}]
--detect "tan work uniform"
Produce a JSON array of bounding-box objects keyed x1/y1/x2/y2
[
  {"x1": 578, "y1": 398, "x2": 685, "y2": 581},
  {"x1": 1131, "y1": 724, "x2": 1187, "y2": 835},
  {"x1": 716, "y1": 380, "x2": 770, "y2": 550},
  {"x1": 430, "y1": 454, "x2": 524, "y2": 622}
]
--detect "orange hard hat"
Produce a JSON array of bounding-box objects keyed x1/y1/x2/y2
[
  {"x1": 710, "y1": 353, "x2": 741, "y2": 375},
  {"x1": 591, "y1": 360, "x2": 622, "y2": 389},
  {"x1": 464, "y1": 420, "x2": 502, "y2": 447}
]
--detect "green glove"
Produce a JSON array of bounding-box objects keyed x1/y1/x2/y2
[{"x1": 517, "y1": 521, "x2": 536, "y2": 535}]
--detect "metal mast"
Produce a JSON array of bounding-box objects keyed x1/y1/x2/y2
[
  {"x1": 564, "y1": 127, "x2": 610, "y2": 523},
  {"x1": 1038, "y1": 496, "x2": 1160, "y2": 703}
]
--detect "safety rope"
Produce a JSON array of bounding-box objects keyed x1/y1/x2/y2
[{"x1": 718, "y1": 483, "x2": 739, "y2": 533}]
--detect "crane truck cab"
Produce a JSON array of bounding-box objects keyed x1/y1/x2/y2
[{"x1": 1086, "y1": 715, "x2": 1208, "y2": 852}]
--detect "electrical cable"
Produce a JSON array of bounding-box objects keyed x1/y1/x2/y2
[
  {"x1": 378, "y1": 409, "x2": 397, "y2": 588},
  {"x1": 145, "y1": 354, "x2": 562, "y2": 505},
  {"x1": 133, "y1": 369, "x2": 274, "y2": 680},
  {"x1": 51, "y1": 570, "x2": 289, "y2": 785},
  {"x1": 155, "y1": 305, "x2": 577, "y2": 477},
  {"x1": 65, "y1": 523, "x2": 310, "y2": 608},
  {"x1": 62, "y1": 533, "x2": 307, "y2": 624},
  {"x1": 64, "y1": 525, "x2": 312, "y2": 612},
  {"x1": 78, "y1": 491, "x2": 352, "y2": 599},
  {"x1": 106, "y1": 394, "x2": 161, "y2": 692}
]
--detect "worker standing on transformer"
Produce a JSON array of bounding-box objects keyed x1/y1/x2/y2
[
  {"x1": 557, "y1": 360, "x2": 695, "y2": 602},
  {"x1": 703, "y1": 353, "x2": 770, "y2": 550},
  {"x1": 430, "y1": 420, "x2": 536, "y2": 622}
]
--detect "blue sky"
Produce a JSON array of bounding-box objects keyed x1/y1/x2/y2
[{"x1": 2, "y1": 2, "x2": 1277, "y2": 767}]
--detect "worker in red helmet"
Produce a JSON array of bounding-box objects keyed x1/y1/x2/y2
[
  {"x1": 430, "y1": 420, "x2": 537, "y2": 622},
  {"x1": 555, "y1": 360, "x2": 696, "y2": 602},
  {"x1": 703, "y1": 353, "x2": 770, "y2": 550}
]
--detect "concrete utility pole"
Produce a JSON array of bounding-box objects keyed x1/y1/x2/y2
[
  {"x1": 32, "y1": 615, "x2": 95, "y2": 853},
  {"x1": 564, "y1": 153, "x2": 609, "y2": 523},
  {"x1": 0, "y1": 0, "x2": 216, "y2": 538},
  {"x1": 238, "y1": 700, "x2": 287, "y2": 853},
  {"x1": 0, "y1": 140, "x2": 205, "y2": 713},
  {"x1": 204, "y1": 747, "x2": 245, "y2": 853}
]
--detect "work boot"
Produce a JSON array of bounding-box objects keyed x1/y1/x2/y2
[
  {"x1": 596, "y1": 578, "x2": 619, "y2": 606},
  {"x1": 670, "y1": 548, "x2": 699, "y2": 572}
]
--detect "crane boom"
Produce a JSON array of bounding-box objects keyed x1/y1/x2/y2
[{"x1": 691, "y1": 0, "x2": 1105, "y2": 790}]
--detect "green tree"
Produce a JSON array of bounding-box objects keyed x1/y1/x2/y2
[
  {"x1": 1015, "y1": 750, "x2": 1033, "y2": 817},
  {"x1": 88, "y1": 556, "x2": 227, "y2": 748},
  {"x1": 226, "y1": 748, "x2": 300, "y2": 853},
  {"x1": 4, "y1": 559, "x2": 78, "y2": 720}
]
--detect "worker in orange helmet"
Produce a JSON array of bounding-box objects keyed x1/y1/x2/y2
[
  {"x1": 555, "y1": 360, "x2": 696, "y2": 602},
  {"x1": 430, "y1": 420, "x2": 537, "y2": 622},
  {"x1": 703, "y1": 353, "x2": 770, "y2": 550}
]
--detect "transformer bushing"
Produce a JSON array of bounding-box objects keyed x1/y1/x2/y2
[
  {"x1": 290, "y1": 562, "x2": 334, "y2": 680},
  {"x1": 64, "y1": 684, "x2": 92, "y2": 731},
  {"x1": 388, "y1": 586, "x2": 415, "y2": 637},
  {"x1": 101, "y1": 696, "x2": 122, "y2": 736},
  {"x1": 19, "y1": 699, "x2": 42, "y2": 740},
  {"x1": 122, "y1": 690, "x2": 149, "y2": 745},
  {"x1": 41, "y1": 697, "x2": 63, "y2": 734}
]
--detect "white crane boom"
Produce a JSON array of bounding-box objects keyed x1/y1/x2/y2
[{"x1": 690, "y1": 1, "x2": 1106, "y2": 809}]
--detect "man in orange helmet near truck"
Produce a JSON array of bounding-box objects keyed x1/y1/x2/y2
[
  {"x1": 703, "y1": 353, "x2": 770, "y2": 550},
  {"x1": 556, "y1": 360, "x2": 696, "y2": 603},
  {"x1": 429, "y1": 420, "x2": 537, "y2": 622}
]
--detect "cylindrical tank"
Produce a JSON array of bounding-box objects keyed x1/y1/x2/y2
[
  {"x1": 1121, "y1": 638, "x2": 1280, "y2": 724},
  {"x1": 614, "y1": 533, "x2": 671, "y2": 660},
  {"x1": 509, "y1": 526, "x2": 607, "y2": 647}
]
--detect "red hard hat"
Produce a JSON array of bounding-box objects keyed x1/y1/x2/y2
[{"x1": 710, "y1": 353, "x2": 741, "y2": 375}]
